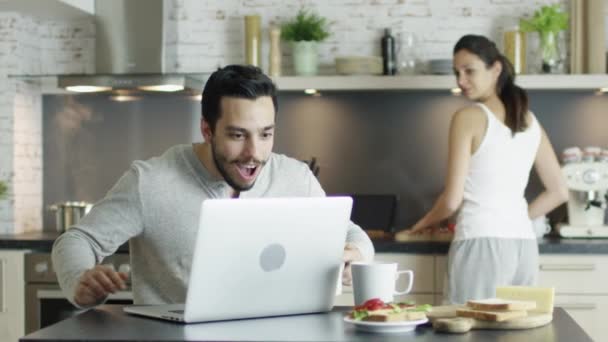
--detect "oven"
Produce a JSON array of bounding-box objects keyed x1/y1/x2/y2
[{"x1": 25, "y1": 252, "x2": 133, "y2": 334}]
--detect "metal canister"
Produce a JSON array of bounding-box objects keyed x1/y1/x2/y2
[{"x1": 48, "y1": 201, "x2": 93, "y2": 232}]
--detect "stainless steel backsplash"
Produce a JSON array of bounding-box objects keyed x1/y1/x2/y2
[{"x1": 43, "y1": 91, "x2": 608, "y2": 231}]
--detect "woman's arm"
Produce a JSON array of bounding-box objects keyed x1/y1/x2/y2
[
  {"x1": 398, "y1": 108, "x2": 477, "y2": 236},
  {"x1": 528, "y1": 126, "x2": 569, "y2": 219}
]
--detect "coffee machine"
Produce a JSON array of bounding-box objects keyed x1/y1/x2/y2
[{"x1": 559, "y1": 162, "x2": 608, "y2": 238}]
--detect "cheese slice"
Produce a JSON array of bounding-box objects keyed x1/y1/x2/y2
[{"x1": 496, "y1": 286, "x2": 555, "y2": 314}]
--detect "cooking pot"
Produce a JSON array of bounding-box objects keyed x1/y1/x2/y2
[{"x1": 48, "y1": 201, "x2": 93, "y2": 232}]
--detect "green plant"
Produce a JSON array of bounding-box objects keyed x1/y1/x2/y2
[
  {"x1": 519, "y1": 4, "x2": 569, "y2": 34},
  {"x1": 281, "y1": 9, "x2": 330, "y2": 42},
  {"x1": 520, "y1": 4, "x2": 569, "y2": 73},
  {"x1": 0, "y1": 181, "x2": 7, "y2": 200}
]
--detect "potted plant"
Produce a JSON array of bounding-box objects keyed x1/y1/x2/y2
[
  {"x1": 520, "y1": 4, "x2": 569, "y2": 73},
  {"x1": 281, "y1": 9, "x2": 330, "y2": 76}
]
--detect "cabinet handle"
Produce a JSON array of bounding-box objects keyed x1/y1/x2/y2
[
  {"x1": 557, "y1": 303, "x2": 597, "y2": 310},
  {"x1": 539, "y1": 264, "x2": 595, "y2": 271}
]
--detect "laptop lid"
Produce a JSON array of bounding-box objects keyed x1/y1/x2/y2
[{"x1": 180, "y1": 196, "x2": 352, "y2": 322}]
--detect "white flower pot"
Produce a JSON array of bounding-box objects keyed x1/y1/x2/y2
[{"x1": 292, "y1": 41, "x2": 319, "y2": 76}]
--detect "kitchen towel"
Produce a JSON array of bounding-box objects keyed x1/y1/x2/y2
[{"x1": 570, "y1": 0, "x2": 606, "y2": 73}]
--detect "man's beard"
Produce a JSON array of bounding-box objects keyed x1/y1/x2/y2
[{"x1": 210, "y1": 142, "x2": 266, "y2": 192}]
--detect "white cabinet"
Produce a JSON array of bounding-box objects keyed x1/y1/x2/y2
[
  {"x1": 0, "y1": 250, "x2": 28, "y2": 342},
  {"x1": 553, "y1": 294, "x2": 608, "y2": 341},
  {"x1": 538, "y1": 254, "x2": 608, "y2": 342}
]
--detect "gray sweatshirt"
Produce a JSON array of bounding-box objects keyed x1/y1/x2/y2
[{"x1": 52, "y1": 144, "x2": 374, "y2": 307}]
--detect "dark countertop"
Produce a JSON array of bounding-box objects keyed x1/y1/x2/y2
[
  {"x1": 0, "y1": 232, "x2": 129, "y2": 252},
  {"x1": 19, "y1": 305, "x2": 591, "y2": 342},
  {"x1": 3, "y1": 231, "x2": 608, "y2": 254}
]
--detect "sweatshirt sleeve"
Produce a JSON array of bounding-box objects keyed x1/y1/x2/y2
[
  {"x1": 303, "y1": 168, "x2": 375, "y2": 262},
  {"x1": 52, "y1": 165, "x2": 145, "y2": 307}
]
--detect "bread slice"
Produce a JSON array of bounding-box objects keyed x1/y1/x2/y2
[
  {"x1": 466, "y1": 298, "x2": 537, "y2": 311},
  {"x1": 363, "y1": 309, "x2": 427, "y2": 322},
  {"x1": 456, "y1": 308, "x2": 527, "y2": 322}
]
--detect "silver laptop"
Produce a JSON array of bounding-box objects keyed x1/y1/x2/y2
[{"x1": 124, "y1": 196, "x2": 352, "y2": 323}]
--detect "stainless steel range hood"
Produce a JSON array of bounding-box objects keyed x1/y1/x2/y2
[{"x1": 58, "y1": 0, "x2": 205, "y2": 93}]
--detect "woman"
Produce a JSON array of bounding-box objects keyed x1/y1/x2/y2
[{"x1": 395, "y1": 35, "x2": 568, "y2": 304}]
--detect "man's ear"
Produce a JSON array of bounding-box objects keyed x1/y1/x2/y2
[{"x1": 201, "y1": 119, "x2": 213, "y2": 142}]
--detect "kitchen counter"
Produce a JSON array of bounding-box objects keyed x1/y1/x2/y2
[
  {"x1": 374, "y1": 235, "x2": 608, "y2": 254},
  {"x1": 2, "y1": 232, "x2": 608, "y2": 254},
  {"x1": 19, "y1": 305, "x2": 591, "y2": 342},
  {"x1": 0, "y1": 231, "x2": 129, "y2": 252}
]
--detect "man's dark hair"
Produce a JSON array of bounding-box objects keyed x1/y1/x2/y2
[{"x1": 201, "y1": 65, "x2": 278, "y2": 131}]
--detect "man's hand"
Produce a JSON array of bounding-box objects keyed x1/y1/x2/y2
[
  {"x1": 342, "y1": 243, "x2": 363, "y2": 286},
  {"x1": 74, "y1": 265, "x2": 129, "y2": 307}
]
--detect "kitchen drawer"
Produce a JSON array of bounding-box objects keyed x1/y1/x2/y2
[
  {"x1": 375, "y1": 253, "x2": 434, "y2": 293},
  {"x1": 555, "y1": 294, "x2": 608, "y2": 341},
  {"x1": 333, "y1": 288, "x2": 434, "y2": 307},
  {"x1": 538, "y1": 254, "x2": 608, "y2": 294},
  {"x1": 435, "y1": 256, "x2": 447, "y2": 294},
  {"x1": 334, "y1": 287, "x2": 354, "y2": 306},
  {"x1": 434, "y1": 294, "x2": 447, "y2": 306}
]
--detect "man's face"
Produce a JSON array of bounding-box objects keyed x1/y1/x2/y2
[{"x1": 202, "y1": 96, "x2": 275, "y2": 192}]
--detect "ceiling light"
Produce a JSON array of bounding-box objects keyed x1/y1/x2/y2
[
  {"x1": 138, "y1": 85, "x2": 185, "y2": 92},
  {"x1": 451, "y1": 88, "x2": 462, "y2": 95},
  {"x1": 190, "y1": 95, "x2": 203, "y2": 101},
  {"x1": 110, "y1": 95, "x2": 140, "y2": 102},
  {"x1": 304, "y1": 88, "x2": 317, "y2": 95},
  {"x1": 65, "y1": 85, "x2": 112, "y2": 93}
]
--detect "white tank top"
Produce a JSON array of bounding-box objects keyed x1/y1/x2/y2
[{"x1": 454, "y1": 103, "x2": 541, "y2": 241}]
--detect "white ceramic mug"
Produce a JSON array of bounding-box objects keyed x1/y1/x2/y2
[
  {"x1": 351, "y1": 262, "x2": 414, "y2": 305},
  {"x1": 533, "y1": 216, "x2": 551, "y2": 239}
]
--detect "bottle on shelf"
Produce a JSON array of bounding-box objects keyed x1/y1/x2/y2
[
  {"x1": 381, "y1": 28, "x2": 397, "y2": 75},
  {"x1": 244, "y1": 15, "x2": 261, "y2": 67},
  {"x1": 269, "y1": 26, "x2": 282, "y2": 77},
  {"x1": 503, "y1": 26, "x2": 526, "y2": 74}
]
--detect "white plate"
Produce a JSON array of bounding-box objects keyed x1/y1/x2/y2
[{"x1": 343, "y1": 316, "x2": 428, "y2": 333}]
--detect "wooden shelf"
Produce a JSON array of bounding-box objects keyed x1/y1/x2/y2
[{"x1": 274, "y1": 74, "x2": 608, "y2": 91}]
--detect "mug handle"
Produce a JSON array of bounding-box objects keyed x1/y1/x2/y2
[{"x1": 394, "y1": 270, "x2": 414, "y2": 295}]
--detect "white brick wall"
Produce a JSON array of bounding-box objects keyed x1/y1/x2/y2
[
  {"x1": 0, "y1": 13, "x2": 93, "y2": 234},
  {"x1": 165, "y1": 0, "x2": 604, "y2": 74}
]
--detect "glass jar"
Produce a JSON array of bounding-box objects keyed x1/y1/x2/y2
[{"x1": 503, "y1": 28, "x2": 526, "y2": 74}]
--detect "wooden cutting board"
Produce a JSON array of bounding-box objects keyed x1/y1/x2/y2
[{"x1": 427, "y1": 305, "x2": 553, "y2": 334}]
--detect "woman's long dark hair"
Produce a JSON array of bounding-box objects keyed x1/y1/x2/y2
[{"x1": 454, "y1": 34, "x2": 529, "y2": 134}]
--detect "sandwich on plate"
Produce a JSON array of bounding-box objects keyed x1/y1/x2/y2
[{"x1": 349, "y1": 298, "x2": 432, "y2": 322}]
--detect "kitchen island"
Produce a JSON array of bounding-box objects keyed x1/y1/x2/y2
[{"x1": 20, "y1": 305, "x2": 591, "y2": 342}]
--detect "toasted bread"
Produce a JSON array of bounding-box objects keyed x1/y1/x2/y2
[
  {"x1": 456, "y1": 308, "x2": 527, "y2": 322},
  {"x1": 466, "y1": 298, "x2": 536, "y2": 311},
  {"x1": 362, "y1": 309, "x2": 427, "y2": 322}
]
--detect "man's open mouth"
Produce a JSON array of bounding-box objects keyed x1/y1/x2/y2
[{"x1": 236, "y1": 164, "x2": 258, "y2": 179}]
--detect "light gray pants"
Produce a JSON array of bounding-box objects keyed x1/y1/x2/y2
[{"x1": 445, "y1": 238, "x2": 539, "y2": 304}]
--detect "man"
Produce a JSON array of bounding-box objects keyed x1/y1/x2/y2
[{"x1": 52, "y1": 65, "x2": 374, "y2": 308}]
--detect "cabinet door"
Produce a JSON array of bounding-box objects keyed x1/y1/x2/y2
[
  {"x1": 435, "y1": 256, "x2": 447, "y2": 295},
  {"x1": 375, "y1": 253, "x2": 435, "y2": 294},
  {"x1": 538, "y1": 254, "x2": 608, "y2": 294},
  {"x1": 0, "y1": 250, "x2": 28, "y2": 342},
  {"x1": 555, "y1": 294, "x2": 608, "y2": 341}
]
